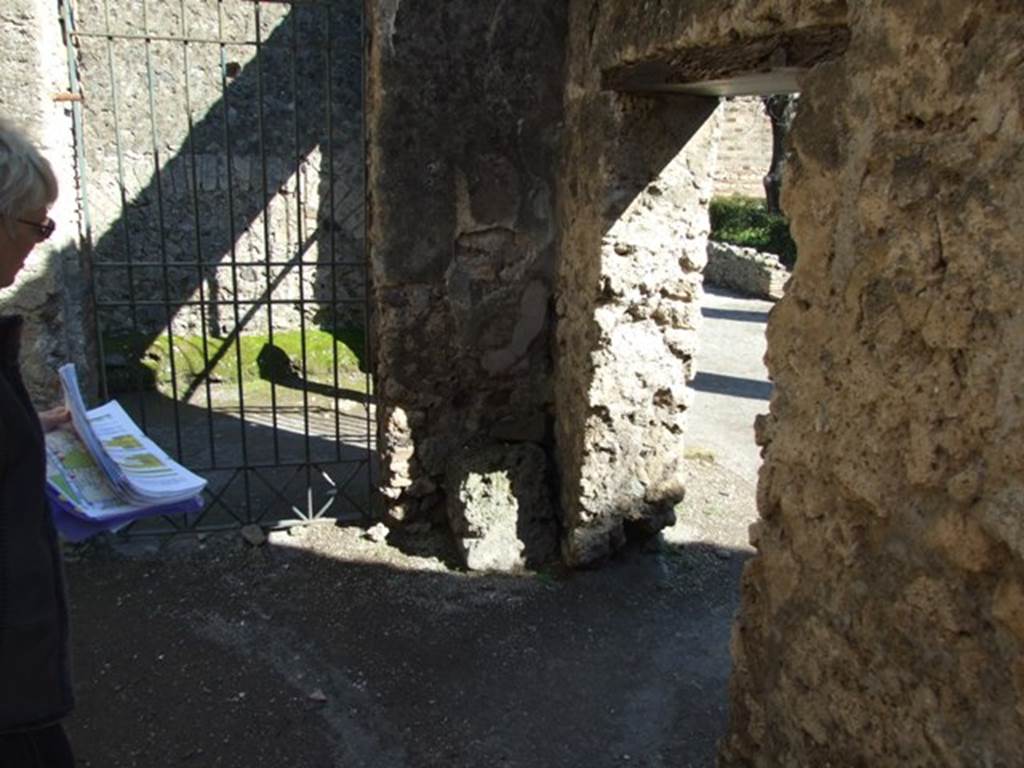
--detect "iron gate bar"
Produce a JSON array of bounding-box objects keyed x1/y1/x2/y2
[
  {"x1": 69, "y1": 31, "x2": 332, "y2": 47},
  {"x1": 142, "y1": 0, "x2": 187, "y2": 460},
  {"x1": 359, "y1": 0, "x2": 374, "y2": 467},
  {"x1": 98, "y1": 0, "x2": 148, "y2": 426},
  {"x1": 248, "y1": 462, "x2": 306, "y2": 518},
  {"x1": 325, "y1": 0, "x2": 342, "y2": 464},
  {"x1": 92, "y1": 298, "x2": 368, "y2": 309},
  {"x1": 90, "y1": 259, "x2": 368, "y2": 268},
  {"x1": 288, "y1": 6, "x2": 313, "y2": 477},
  {"x1": 66, "y1": 0, "x2": 375, "y2": 533},
  {"x1": 218, "y1": 0, "x2": 256, "y2": 520},
  {"x1": 180, "y1": 0, "x2": 220, "y2": 471},
  {"x1": 253, "y1": 0, "x2": 282, "y2": 466},
  {"x1": 191, "y1": 467, "x2": 246, "y2": 528}
]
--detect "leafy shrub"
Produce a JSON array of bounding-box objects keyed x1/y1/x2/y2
[{"x1": 709, "y1": 196, "x2": 797, "y2": 269}]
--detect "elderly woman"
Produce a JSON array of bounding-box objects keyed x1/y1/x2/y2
[{"x1": 0, "y1": 117, "x2": 75, "y2": 766}]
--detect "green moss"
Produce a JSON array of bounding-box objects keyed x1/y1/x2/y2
[
  {"x1": 102, "y1": 327, "x2": 369, "y2": 396},
  {"x1": 709, "y1": 195, "x2": 797, "y2": 269}
]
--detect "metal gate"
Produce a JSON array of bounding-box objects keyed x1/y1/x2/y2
[{"x1": 62, "y1": 0, "x2": 374, "y2": 532}]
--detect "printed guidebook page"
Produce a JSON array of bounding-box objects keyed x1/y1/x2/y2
[
  {"x1": 45, "y1": 364, "x2": 207, "y2": 539},
  {"x1": 57, "y1": 364, "x2": 206, "y2": 504}
]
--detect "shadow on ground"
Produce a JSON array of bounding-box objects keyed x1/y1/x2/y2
[
  {"x1": 65, "y1": 526, "x2": 746, "y2": 768},
  {"x1": 690, "y1": 371, "x2": 772, "y2": 402}
]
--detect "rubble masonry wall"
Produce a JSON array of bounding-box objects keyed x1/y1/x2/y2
[
  {"x1": 723, "y1": 4, "x2": 1024, "y2": 764},
  {"x1": 365, "y1": 0, "x2": 568, "y2": 530},
  {"x1": 714, "y1": 96, "x2": 773, "y2": 199},
  {"x1": 0, "y1": 0, "x2": 89, "y2": 403}
]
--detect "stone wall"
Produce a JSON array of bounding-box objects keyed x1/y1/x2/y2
[
  {"x1": 0, "y1": 0, "x2": 90, "y2": 404},
  {"x1": 714, "y1": 96, "x2": 772, "y2": 199},
  {"x1": 705, "y1": 240, "x2": 788, "y2": 300},
  {"x1": 369, "y1": 4, "x2": 1024, "y2": 760},
  {"x1": 71, "y1": 0, "x2": 363, "y2": 345},
  {"x1": 0, "y1": 0, "x2": 363, "y2": 402},
  {"x1": 721, "y1": 3, "x2": 1024, "y2": 764},
  {"x1": 553, "y1": 76, "x2": 719, "y2": 563},
  {"x1": 552, "y1": 0, "x2": 844, "y2": 566},
  {"x1": 366, "y1": 0, "x2": 567, "y2": 541}
]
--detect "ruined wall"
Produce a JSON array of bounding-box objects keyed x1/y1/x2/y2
[
  {"x1": 714, "y1": 96, "x2": 772, "y2": 199},
  {"x1": 366, "y1": 0, "x2": 567, "y2": 541},
  {"x1": 553, "y1": 86, "x2": 719, "y2": 564},
  {"x1": 722, "y1": 3, "x2": 1024, "y2": 765},
  {"x1": 0, "y1": 0, "x2": 90, "y2": 404},
  {"x1": 705, "y1": 240, "x2": 789, "y2": 300},
  {"x1": 553, "y1": 0, "x2": 845, "y2": 566},
  {"x1": 565, "y1": 0, "x2": 1024, "y2": 760}
]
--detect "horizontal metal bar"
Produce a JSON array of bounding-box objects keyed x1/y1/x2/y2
[
  {"x1": 187, "y1": 458, "x2": 372, "y2": 472},
  {"x1": 71, "y1": 30, "x2": 332, "y2": 49},
  {"x1": 92, "y1": 259, "x2": 368, "y2": 269},
  {"x1": 95, "y1": 297, "x2": 368, "y2": 308}
]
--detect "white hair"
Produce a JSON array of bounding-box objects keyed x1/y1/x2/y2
[{"x1": 0, "y1": 116, "x2": 58, "y2": 231}]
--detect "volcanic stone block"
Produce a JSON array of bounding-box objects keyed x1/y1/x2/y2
[{"x1": 446, "y1": 443, "x2": 558, "y2": 572}]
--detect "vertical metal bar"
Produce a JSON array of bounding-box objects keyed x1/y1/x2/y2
[
  {"x1": 324, "y1": 1, "x2": 342, "y2": 464},
  {"x1": 289, "y1": 8, "x2": 313, "y2": 516},
  {"x1": 180, "y1": 0, "x2": 218, "y2": 469},
  {"x1": 253, "y1": 1, "x2": 281, "y2": 464},
  {"x1": 360, "y1": 0, "x2": 375, "y2": 516},
  {"x1": 141, "y1": 0, "x2": 184, "y2": 456},
  {"x1": 217, "y1": 0, "x2": 253, "y2": 520},
  {"x1": 60, "y1": 0, "x2": 106, "y2": 403},
  {"x1": 98, "y1": 0, "x2": 148, "y2": 419},
  {"x1": 141, "y1": 0, "x2": 189, "y2": 456}
]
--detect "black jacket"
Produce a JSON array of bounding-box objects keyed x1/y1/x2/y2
[{"x1": 0, "y1": 315, "x2": 73, "y2": 732}]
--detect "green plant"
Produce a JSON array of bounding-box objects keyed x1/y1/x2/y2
[{"x1": 709, "y1": 195, "x2": 798, "y2": 269}]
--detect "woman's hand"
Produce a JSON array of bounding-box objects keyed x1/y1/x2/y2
[{"x1": 38, "y1": 406, "x2": 71, "y2": 433}]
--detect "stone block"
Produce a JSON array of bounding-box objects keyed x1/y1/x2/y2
[
  {"x1": 704, "y1": 240, "x2": 789, "y2": 300},
  {"x1": 446, "y1": 443, "x2": 558, "y2": 572}
]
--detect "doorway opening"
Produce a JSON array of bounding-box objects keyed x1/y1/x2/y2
[{"x1": 63, "y1": 0, "x2": 374, "y2": 533}]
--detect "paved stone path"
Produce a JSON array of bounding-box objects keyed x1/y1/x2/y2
[{"x1": 686, "y1": 287, "x2": 773, "y2": 483}]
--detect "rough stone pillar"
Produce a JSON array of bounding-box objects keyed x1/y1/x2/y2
[
  {"x1": 0, "y1": 0, "x2": 91, "y2": 404},
  {"x1": 365, "y1": 0, "x2": 567, "y2": 565},
  {"x1": 724, "y1": 4, "x2": 1024, "y2": 764},
  {"x1": 553, "y1": 14, "x2": 720, "y2": 566}
]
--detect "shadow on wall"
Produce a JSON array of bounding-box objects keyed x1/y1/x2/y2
[{"x1": 71, "y1": 0, "x2": 364, "y2": 402}]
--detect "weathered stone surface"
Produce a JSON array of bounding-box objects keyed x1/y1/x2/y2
[
  {"x1": 714, "y1": 97, "x2": 773, "y2": 198},
  {"x1": 0, "y1": 0, "x2": 91, "y2": 404},
  {"x1": 717, "y1": 3, "x2": 1024, "y2": 766},
  {"x1": 239, "y1": 524, "x2": 266, "y2": 548},
  {"x1": 548, "y1": 1, "x2": 1024, "y2": 764},
  {"x1": 553, "y1": 28, "x2": 721, "y2": 564},
  {"x1": 446, "y1": 443, "x2": 558, "y2": 572},
  {"x1": 704, "y1": 240, "x2": 789, "y2": 300},
  {"x1": 366, "y1": 0, "x2": 566, "y2": 521},
  {"x1": 70, "y1": 0, "x2": 365, "y2": 341}
]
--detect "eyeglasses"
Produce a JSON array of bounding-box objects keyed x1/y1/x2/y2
[{"x1": 16, "y1": 217, "x2": 55, "y2": 242}]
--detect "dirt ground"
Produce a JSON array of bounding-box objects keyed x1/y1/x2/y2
[{"x1": 62, "y1": 289, "x2": 769, "y2": 768}]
